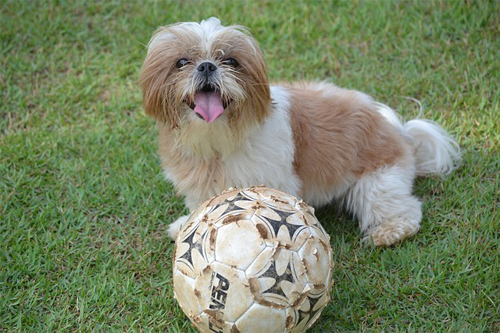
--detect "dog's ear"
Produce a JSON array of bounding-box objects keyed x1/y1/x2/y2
[
  {"x1": 241, "y1": 43, "x2": 271, "y2": 124},
  {"x1": 139, "y1": 45, "x2": 181, "y2": 128}
]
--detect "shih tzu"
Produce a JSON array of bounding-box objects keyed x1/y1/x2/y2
[{"x1": 139, "y1": 18, "x2": 461, "y2": 246}]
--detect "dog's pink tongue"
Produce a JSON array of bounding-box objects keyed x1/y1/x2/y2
[{"x1": 194, "y1": 91, "x2": 224, "y2": 123}]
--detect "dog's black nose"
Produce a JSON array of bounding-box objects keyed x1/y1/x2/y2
[{"x1": 197, "y1": 62, "x2": 217, "y2": 77}]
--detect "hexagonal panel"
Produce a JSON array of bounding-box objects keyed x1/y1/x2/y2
[{"x1": 215, "y1": 218, "x2": 265, "y2": 270}]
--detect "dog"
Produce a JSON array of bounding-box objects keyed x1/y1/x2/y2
[{"x1": 139, "y1": 18, "x2": 461, "y2": 246}]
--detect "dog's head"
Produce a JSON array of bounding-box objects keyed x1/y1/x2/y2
[{"x1": 140, "y1": 18, "x2": 271, "y2": 131}]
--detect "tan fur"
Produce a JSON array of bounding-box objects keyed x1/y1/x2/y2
[
  {"x1": 158, "y1": 125, "x2": 227, "y2": 209},
  {"x1": 284, "y1": 82, "x2": 409, "y2": 196}
]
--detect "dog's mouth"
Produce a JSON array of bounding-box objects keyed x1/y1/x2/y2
[{"x1": 185, "y1": 85, "x2": 231, "y2": 123}]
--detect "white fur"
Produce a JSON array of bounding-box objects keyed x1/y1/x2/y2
[
  {"x1": 168, "y1": 215, "x2": 189, "y2": 239},
  {"x1": 224, "y1": 86, "x2": 300, "y2": 195},
  {"x1": 405, "y1": 119, "x2": 462, "y2": 176},
  {"x1": 303, "y1": 178, "x2": 355, "y2": 209},
  {"x1": 149, "y1": 18, "x2": 225, "y2": 52},
  {"x1": 346, "y1": 163, "x2": 422, "y2": 245},
  {"x1": 375, "y1": 102, "x2": 405, "y2": 132}
]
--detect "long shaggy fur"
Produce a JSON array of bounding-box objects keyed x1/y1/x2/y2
[{"x1": 140, "y1": 18, "x2": 461, "y2": 246}]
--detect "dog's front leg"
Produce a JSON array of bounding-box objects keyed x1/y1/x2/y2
[{"x1": 168, "y1": 215, "x2": 190, "y2": 240}]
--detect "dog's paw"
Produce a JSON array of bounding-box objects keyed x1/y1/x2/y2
[
  {"x1": 363, "y1": 218, "x2": 420, "y2": 246},
  {"x1": 168, "y1": 215, "x2": 190, "y2": 240}
]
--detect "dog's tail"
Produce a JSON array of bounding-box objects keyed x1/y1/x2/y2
[
  {"x1": 404, "y1": 119, "x2": 461, "y2": 176},
  {"x1": 375, "y1": 103, "x2": 461, "y2": 177}
]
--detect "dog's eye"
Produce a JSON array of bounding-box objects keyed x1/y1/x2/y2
[
  {"x1": 176, "y1": 58, "x2": 189, "y2": 69},
  {"x1": 223, "y1": 58, "x2": 238, "y2": 68}
]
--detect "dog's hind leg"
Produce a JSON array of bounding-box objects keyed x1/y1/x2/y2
[{"x1": 346, "y1": 164, "x2": 422, "y2": 246}]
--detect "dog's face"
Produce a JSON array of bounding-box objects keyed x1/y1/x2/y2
[{"x1": 140, "y1": 18, "x2": 271, "y2": 130}]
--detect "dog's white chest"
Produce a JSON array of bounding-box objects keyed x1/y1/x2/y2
[{"x1": 223, "y1": 91, "x2": 300, "y2": 196}]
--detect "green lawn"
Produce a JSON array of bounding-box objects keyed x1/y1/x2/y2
[{"x1": 1, "y1": 0, "x2": 498, "y2": 331}]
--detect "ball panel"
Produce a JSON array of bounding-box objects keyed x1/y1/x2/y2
[
  {"x1": 299, "y1": 235, "x2": 332, "y2": 287},
  {"x1": 234, "y1": 303, "x2": 286, "y2": 333},
  {"x1": 194, "y1": 261, "x2": 254, "y2": 324},
  {"x1": 173, "y1": 270, "x2": 202, "y2": 318},
  {"x1": 307, "y1": 222, "x2": 330, "y2": 243},
  {"x1": 192, "y1": 311, "x2": 235, "y2": 333},
  {"x1": 215, "y1": 219, "x2": 266, "y2": 270},
  {"x1": 254, "y1": 186, "x2": 298, "y2": 210}
]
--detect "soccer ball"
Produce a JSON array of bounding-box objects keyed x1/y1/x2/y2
[{"x1": 173, "y1": 186, "x2": 334, "y2": 333}]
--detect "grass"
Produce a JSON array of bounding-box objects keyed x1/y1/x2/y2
[{"x1": 1, "y1": 0, "x2": 498, "y2": 331}]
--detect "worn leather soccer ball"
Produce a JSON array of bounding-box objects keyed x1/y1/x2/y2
[{"x1": 173, "y1": 186, "x2": 334, "y2": 333}]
